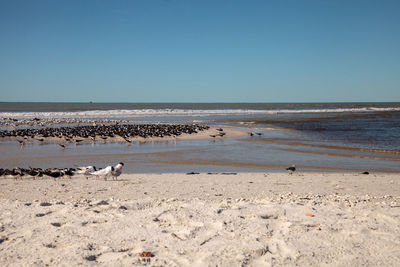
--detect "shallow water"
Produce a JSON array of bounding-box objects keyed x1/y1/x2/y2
[{"x1": 1, "y1": 102, "x2": 400, "y2": 172}]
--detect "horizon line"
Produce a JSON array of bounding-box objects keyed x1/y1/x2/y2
[{"x1": 1, "y1": 101, "x2": 400, "y2": 104}]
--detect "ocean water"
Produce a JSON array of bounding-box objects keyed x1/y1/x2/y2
[{"x1": 1, "y1": 102, "x2": 399, "y2": 172}]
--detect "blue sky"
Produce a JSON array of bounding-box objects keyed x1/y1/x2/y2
[{"x1": 0, "y1": 0, "x2": 399, "y2": 102}]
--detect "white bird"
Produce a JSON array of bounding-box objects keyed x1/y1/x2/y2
[
  {"x1": 90, "y1": 166, "x2": 113, "y2": 180},
  {"x1": 111, "y1": 162, "x2": 124, "y2": 180},
  {"x1": 74, "y1": 165, "x2": 97, "y2": 179}
]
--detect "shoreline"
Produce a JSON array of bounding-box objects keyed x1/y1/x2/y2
[
  {"x1": 2, "y1": 172, "x2": 400, "y2": 201},
  {"x1": 1, "y1": 172, "x2": 399, "y2": 266}
]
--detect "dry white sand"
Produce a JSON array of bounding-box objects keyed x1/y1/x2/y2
[{"x1": 1, "y1": 172, "x2": 400, "y2": 266}]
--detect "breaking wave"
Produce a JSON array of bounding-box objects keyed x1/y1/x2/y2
[{"x1": 1, "y1": 107, "x2": 400, "y2": 119}]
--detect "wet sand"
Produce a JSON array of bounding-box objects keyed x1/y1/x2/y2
[{"x1": 1, "y1": 172, "x2": 399, "y2": 266}]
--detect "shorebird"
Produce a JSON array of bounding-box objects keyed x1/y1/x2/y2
[
  {"x1": 90, "y1": 166, "x2": 113, "y2": 180},
  {"x1": 62, "y1": 168, "x2": 75, "y2": 179},
  {"x1": 59, "y1": 144, "x2": 66, "y2": 149},
  {"x1": 111, "y1": 162, "x2": 124, "y2": 180},
  {"x1": 17, "y1": 140, "x2": 24, "y2": 148},
  {"x1": 44, "y1": 169, "x2": 64, "y2": 179},
  {"x1": 286, "y1": 165, "x2": 296, "y2": 174},
  {"x1": 75, "y1": 165, "x2": 97, "y2": 179},
  {"x1": 26, "y1": 167, "x2": 43, "y2": 178},
  {"x1": 11, "y1": 167, "x2": 24, "y2": 179}
]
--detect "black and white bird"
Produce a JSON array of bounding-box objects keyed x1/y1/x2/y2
[
  {"x1": 75, "y1": 165, "x2": 97, "y2": 179},
  {"x1": 90, "y1": 166, "x2": 113, "y2": 180},
  {"x1": 286, "y1": 165, "x2": 296, "y2": 174},
  {"x1": 111, "y1": 162, "x2": 124, "y2": 180}
]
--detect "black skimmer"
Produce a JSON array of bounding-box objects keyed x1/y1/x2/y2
[{"x1": 286, "y1": 165, "x2": 296, "y2": 174}]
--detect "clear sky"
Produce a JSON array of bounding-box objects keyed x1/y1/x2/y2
[{"x1": 0, "y1": 0, "x2": 399, "y2": 102}]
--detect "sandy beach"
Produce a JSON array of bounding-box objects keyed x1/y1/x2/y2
[
  {"x1": 2, "y1": 0, "x2": 400, "y2": 265},
  {"x1": 1, "y1": 172, "x2": 399, "y2": 266}
]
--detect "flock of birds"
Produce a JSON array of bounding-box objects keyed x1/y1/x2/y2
[
  {"x1": 1, "y1": 117, "x2": 131, "y2": 128},
  {"x1": 0, "y1": 162, "x2": 124, "y2": 180},
  {"x1": 0, "y1": 124, "x2": 210, "y2": 146}
]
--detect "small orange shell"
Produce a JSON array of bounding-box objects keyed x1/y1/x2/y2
[
  {"x1": 139, "y1": 251, "x2": 153, "y2": 257},
  {"x1": 306, "y1": 213, "x2": 315, "y2": 217}
]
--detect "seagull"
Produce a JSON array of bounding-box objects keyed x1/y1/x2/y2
[
  {"x1": 90, "y1": 166, "x2": 113, "y2": 180},
  {"x1": 111, "y1": 162, "x2": 124, "y2": 180},
  {"x1": 286, "y1": 165, "x2": 296, "y2": 174}
]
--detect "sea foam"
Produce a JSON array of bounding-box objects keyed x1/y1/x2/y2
[{"x1": 1, "y1": 107, "x2": 400, "y2": 118}]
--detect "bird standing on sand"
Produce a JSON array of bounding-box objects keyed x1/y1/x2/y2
[
  {"x1": 90, "y1": 166, "x2": 113, "y2": 180},
  {"x1": 286, "y1": 165, "x2": 296, "y2": 174},
  {"x1": 74, "y1": 165, "x2": 97, "y2": 179},
  {"x1": 111, "y1": 162, "x2": 124, "y2": 180}
]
